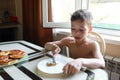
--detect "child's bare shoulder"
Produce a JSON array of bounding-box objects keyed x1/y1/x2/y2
[{"x1": 87, "y1": 39, "x2": 99, "y2": 49}]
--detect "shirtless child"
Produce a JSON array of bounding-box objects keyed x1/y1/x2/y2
[{"x1": 44, "y1": 9, "x2": 105, "y2": 74}]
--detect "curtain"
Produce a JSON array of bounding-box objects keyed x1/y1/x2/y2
[{"x1": 22, "y1": 0, "x2": 53, "y2": 46}]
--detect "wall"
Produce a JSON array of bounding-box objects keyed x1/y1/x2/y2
[
  {"x1": 0, "y1": 0, "x2": 16, "y2": 23},
  {"x1": 0, "y1": 0, "x2": 16, "y2": 16},
  {"x1": 0, "y1": 0, "x2": 22, "y2": 24},
  {"x1": 106, "y1": 43, "x2": 120, "y2": 57}
]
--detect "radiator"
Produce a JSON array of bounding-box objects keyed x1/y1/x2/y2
[{"x1": 104, "y1": 55, "x2": 120, "y2": 80}]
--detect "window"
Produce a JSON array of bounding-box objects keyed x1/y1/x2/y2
[
  {"x1": 89, "y1": 0, "x2": 120, "y2": 30},
  {"x1": 51, "y1": 0, "x2": 75, "y2": 22},
  {"x1": 42, "y1": 0, "x2": 120, "y2": 36},
  {"x1": 89, "y1": 0, "x2": 120, "y2": 36},
  {"x1": 42, "y1": 0, "x2": 87, "y2": 28}
]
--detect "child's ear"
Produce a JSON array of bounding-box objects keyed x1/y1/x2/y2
[{"x1": 88, "y1": 26, "x2": 92, "y2": 32}]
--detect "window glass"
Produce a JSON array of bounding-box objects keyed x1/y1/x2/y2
[
  {"x1": 51, "y1": 0, "x2": 75, "y2": 22},
  {"x1": 89, "y1": 0, "x2": 120, "y2": 30},
  {"x1": 43, "y1": 0, "x2": 120, "y2": 31}
]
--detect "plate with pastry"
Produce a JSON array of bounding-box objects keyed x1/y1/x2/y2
[
  {"x1": 37, "y1": 57, "x2": 68, "y2": 77},
  {"x1": 0, "y1": 49, "x2": 28, "y2": 67}
]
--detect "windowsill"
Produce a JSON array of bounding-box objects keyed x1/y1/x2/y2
[
  {"x1": 101, "y1": 34, "x2": 120, "y2": 45},
  {"x1": 54, "y1": 28, "x2": 120, "y2": 45}
]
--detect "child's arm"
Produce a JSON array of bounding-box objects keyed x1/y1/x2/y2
[
  {"x1": 63, "y1": 42, "x2": 105, "y2": 74},
  {"x1": 63, "y1": 57, "x2": 105, "y2": 74},
  {"x1": 80, "y1": 41, "x2": 105, "y2": 68},
  {"x1": 44, "y1": 37, "x2": 69, "y2": 55}
]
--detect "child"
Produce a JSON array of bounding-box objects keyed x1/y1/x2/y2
[{"x1": 44, "y1": 9, "x2": 105, "y2": 74}]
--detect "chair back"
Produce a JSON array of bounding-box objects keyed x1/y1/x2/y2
[{"x1": 88, "y1": 31, "x2": 106, "y2": 56}]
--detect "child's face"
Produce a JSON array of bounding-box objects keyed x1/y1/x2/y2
[{"x1": 71, "y1": 20, "x2": 92, "y2": 41}]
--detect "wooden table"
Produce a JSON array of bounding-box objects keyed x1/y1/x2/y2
[{"x1": 0, "y1": 40, "x2": 108, "y2": 80}]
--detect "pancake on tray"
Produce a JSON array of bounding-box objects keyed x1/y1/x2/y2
[{"x1": 0, "y1": 49, "x2": 25, "y2": 65}]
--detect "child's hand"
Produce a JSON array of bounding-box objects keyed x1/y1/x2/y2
[
  {"x1": 62, "y1": 59, "x2": 82, "y2": 74},
  {"x1": 44, "y1": 42, "x2": 61, "y2": 55},
  {"x1": 51, "y1": 44, "x2": 61, "y2": 55}
]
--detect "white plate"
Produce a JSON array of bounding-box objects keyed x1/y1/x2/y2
[{"x1": 37, "y1": 58, "x2": 66, "y2": 75}]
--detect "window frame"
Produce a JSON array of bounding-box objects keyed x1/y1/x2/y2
[
  {"x1": 42, "y1": 0, "x2": 88, "y2": 28},
  {"x1": 42, "y1": 0, "x2": 120, "y2": 37}
]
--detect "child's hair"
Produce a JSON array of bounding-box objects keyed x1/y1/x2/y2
[{"x1": 71, "y1": 9, "x2": 93, "y2": 26}]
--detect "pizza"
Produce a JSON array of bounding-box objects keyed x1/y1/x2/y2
[{"x1": 0, "y1": 49, "x2": 25, "y2": 65}]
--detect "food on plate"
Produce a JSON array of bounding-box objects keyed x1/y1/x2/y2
[
  {"x1": 0, "y1": 51, "x2": 10, "y2": 56},
  {"x1": 0, "y1": 55, "x2": 10, "y2": 65},
  {"x1": 46, "y1": 62, "x2": 57, "y2": 67},
  {"x1": 9, "y1": 50, "x2": 25, "y2": 58},
  {"x1": 0, "y1": 49, "x2": 25, "y2": 65}
]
